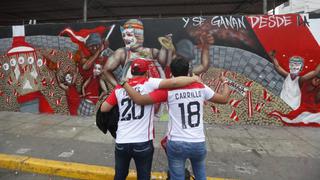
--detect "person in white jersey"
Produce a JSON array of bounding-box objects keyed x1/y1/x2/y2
[
  {"x1": 269, "y1": 50, "x2": 320, "y2": 110},
  {"x1": 100, "y1": 58, "x2": 200, "y2": 180},
  {"x1": 121, "y1": 56, "x2": 231, "y2": 180}
]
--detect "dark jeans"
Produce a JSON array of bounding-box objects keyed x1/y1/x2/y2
[{"x1": 114, "y1": 140, "x2": 154, "y2": 180}]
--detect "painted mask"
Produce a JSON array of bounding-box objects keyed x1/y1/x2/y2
[
  {"x1": 289, "y1": 56, "x2": 304, "y2": 75},
  {"x1": 121, "y1": 27, "x2": 138, "y2": 49},
  {"x1": 120, "y1": 19, "x2": 144, "y2": 50},
  {"x1": 93, "y1": 64, "x2": 102, "y2": 76},
  {"x1": 65, "y1": 73, "x2": 73, "y2": 84}
]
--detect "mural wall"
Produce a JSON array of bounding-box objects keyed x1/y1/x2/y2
[{"x1": 0, "y1": 14, "x2": 319, "y2": 126}]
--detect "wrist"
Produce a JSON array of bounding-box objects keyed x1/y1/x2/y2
[
  {"x1": 192, "y1": 76, "x2": 197, "y2": 82},
  {"x1": 119, "y1": 80, "x2": 127, "y2": 87}
]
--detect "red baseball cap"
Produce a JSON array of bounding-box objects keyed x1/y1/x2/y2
[{"x1": 131, "y1": 58, "x2": 150, "y2": 73}]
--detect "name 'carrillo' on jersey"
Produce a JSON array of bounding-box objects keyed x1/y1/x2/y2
[{"x1": 175, "y1": 90, "x2": 202, "y2": 100}]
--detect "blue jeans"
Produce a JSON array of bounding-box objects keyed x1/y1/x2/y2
[
  {"x1": 167, "y1": 140, "x2": 207, "y2": 180},
  {"x1": 114, "y1": 140, "x2": 154, "y2": 180}
]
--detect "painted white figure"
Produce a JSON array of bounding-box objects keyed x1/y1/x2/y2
[{"x1": 269, "y1": 50, "x2": 320, "y2": 110}]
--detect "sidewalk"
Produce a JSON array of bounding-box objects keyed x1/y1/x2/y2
[{"x1": 0, "y1": 111, "x2": 319, "y2": 180}]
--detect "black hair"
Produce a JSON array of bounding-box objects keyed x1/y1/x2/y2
[
  {"x1": 131, "y1": 66, "x2": 146, "y2": 76},
  {"x1": 170, "y1": 56, "x2": 189, "y2": 77}
]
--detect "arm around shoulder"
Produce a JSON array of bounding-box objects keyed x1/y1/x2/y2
[
  {"x1": 158, "y1": 76, "x2": 199, "y2": 89},
  {"x1": 208, "y1": 83, "x2": 230, "y2": 104},
  {"x1": 122, "y1": 83, "x2": 155, "y2": 105}
]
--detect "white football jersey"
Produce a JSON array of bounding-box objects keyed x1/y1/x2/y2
[
  {"x1": 150, "y1": 83, "x2": 215, "y2": 142},
  {"x1": 106, "y1": 77, "x2": 162, "y2": 143}
]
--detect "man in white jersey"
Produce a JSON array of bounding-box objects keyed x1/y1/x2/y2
[
  {"x1": 121, "y1": 56, "x2": 230, "y2": 180},
  {"x1": 100, "y1": 58, "x2": 200, "y2": 180}
]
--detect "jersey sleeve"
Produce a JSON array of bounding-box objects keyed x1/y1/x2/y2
[
  {"x1": 105, "y1": 89, "x2": 118, "y2": 106},
  {"x1": 203, "y1": 85, "x2": 215, "y2": 100},
  {"x1": 149, "y1": 89, "x2": 168, "y2": 103},
  {"x1": 145, "y1": 78, "x2": 163, "y2": 90}
]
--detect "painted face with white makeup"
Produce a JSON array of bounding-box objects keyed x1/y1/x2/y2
[
  {"x1": 119, "y1": 19, "x2": 144, "y2": 50},
  {"x1": 64, "y1": 73, "x2": 73, "y2": 84},
  {"x1": 289, "y1": 56, "x2": 304, "y2": 75},
  {"x1": 121, "y1": 28, "x2": 138, "y2": 49},
  {"x1": 93, "y1": 64, "x2": 102, "y2": 76}
]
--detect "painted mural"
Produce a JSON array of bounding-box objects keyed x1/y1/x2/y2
[{"x1": 0, "y1": 14, "x2": 319, "y2": 126}]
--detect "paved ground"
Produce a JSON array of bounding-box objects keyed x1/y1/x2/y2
[
  {"x1": 0, "y1": 111, "x2": 320, "y2": 180},
  {"x1": 0, "y1": 169, "x2": 72, "y2": 180}
]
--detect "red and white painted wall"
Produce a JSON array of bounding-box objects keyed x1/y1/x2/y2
[{"x1": 0, "y1": 13, "x2": 318, "y2": 126}]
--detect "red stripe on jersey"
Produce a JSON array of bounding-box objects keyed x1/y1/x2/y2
[
  {"x1": 149, "y1": 89, "x2": 168, "y2": 103},
  {"x1": 167, "y1": 103, "x2": 173, "y2": 138},
  {"x1": 112, "y1": 85, "x2": 122, "y2": 91},
  {"x1": 105, "y1": 90, "x2": 117, "y2": 105},
  {"x1": 148, "y1": 105, "x2": 153, "y2": 140},
  {"x1": 113, "y1": 77, "x2": 149, "y2": 91}
]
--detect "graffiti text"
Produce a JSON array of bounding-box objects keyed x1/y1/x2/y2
[
  {"x1": 226, "y1": 78, "x2": 248, "y2": 96},
  {"x1": 248, "y1": 15, "x2": 292, "y2": 29},
  {"x1": 211, "y1": 16, "x2": 246, "y2": 30},
  {"x1": 297, "y1": 15, "x2": 310, "y2": 27},
  {"x1": 182, "y1": 17, "x2": 206, "y2": 28}
]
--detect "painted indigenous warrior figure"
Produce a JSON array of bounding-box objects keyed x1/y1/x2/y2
[
  {"x1": 103, "y1": 19, "x2": 170, "y2": 86},
  {"x1": 60, "y1": 26, "x2": 113, "y2": 82},
  {"x1": 78, "y1": 33, "x2": 109, "y2": 81}
]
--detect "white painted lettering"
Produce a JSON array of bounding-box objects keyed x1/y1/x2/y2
[
  {"x1": 259, "y1": 16, "x2": 268, "y2": 28},
  {"x1": 249, "y1": 15, "x2": 293, "y2": 29},
  {"x1": 192, "y1": 16, "x2": 206, "y2": 26},
  {"x1": 268, "y1": 15, "x2": 276, "y2": 28},
  {"x1": 283, "y1": 16, "x2": 292, "y2": 26},
  {"x1": 248, "y1": 16, "x2": 260, "y2": 28},
  {"x1": 211, "y1": 16, "x2": 246, "y2": 30},
  {"x1": 211, "y1": 16, "x2": 220, "y2": 27},
  {"x1": 182, "y1": 17, "x2": 190, "y2": 28}
]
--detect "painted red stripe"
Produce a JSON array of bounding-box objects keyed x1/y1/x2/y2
[{"x1": 247, "y1": 91, "x2": 253, "y2": 118}]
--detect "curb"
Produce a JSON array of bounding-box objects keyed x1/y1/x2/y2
[{"x1": 0, "y1": 153, "x2": 237, "y2": 180}]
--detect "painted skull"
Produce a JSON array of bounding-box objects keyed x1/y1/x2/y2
[
  {"x1": 93, "y1": 64, "x2": 102, "y2": 76},
  {"x1": 289, "y1": 56, "x2": 304, "y2": 75}
]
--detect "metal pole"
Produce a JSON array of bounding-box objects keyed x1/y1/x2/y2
[
  {"x1": 83, "y1": 0, "x2": 87, "y2": 22},
  {"x1": 273, "y1": 0, "x2": 275, "y2": 15},
  {"x1": 263, "y1": 0, "x2": 267, "y2": 14}
]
